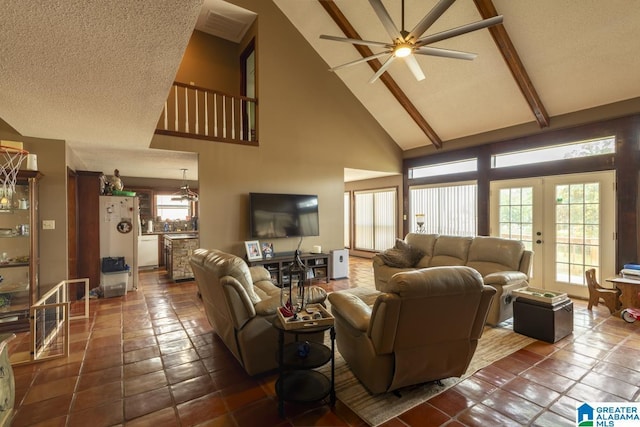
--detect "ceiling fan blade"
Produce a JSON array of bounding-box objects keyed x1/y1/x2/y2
[
  {"x1": 417, "y1": 15, "x2": 503, "y2": 46},
  {"x1": 407, "y1": 0, "x2": 455, "y2": 41},
  {"x1": 329, "y1": 51, "x2": 392, "y2": 72},
  {"x1": 414, "y1": 46, "x2": 477, "y2": 60},
  {"x1": 320, "y1": 34, "x2": 391, "y2": 48},
  {"x1": 404, "y1": 55, "x2": 426, "y2": 81},
  {"x1": 369, "y1": 55, "x2": 396, "y2": 83},
  {"x1": 369, "y1": 0, "x2": 403, "y2": 41}
]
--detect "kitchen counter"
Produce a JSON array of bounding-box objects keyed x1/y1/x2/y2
[
  {"x1": 163, "y1": 234, "x2": 200, "y2": 281},
  {"x1": 142, "y1": 231, "x2": 198, "y2": 236},
  {"x1": 163, "y1": 233, "x2": 199, "y2": 240}
]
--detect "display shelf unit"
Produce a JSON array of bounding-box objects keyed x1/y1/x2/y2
[
  {"x1": 248, "y1": 253, "x2": 330, "y2": 286},
  {"x1": 0, "y1": 171, "x2": 41, "y2": 333}
]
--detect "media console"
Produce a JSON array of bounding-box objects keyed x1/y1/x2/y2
[{"x1": 248, "y1": 252, "x2": 330, "y2": 286}]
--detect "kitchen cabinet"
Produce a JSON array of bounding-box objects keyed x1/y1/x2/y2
[
  {"x1": 130, "y1": 188, "x2": 153, "y2": 222},
  {"x1": 0, "y1": 171, "x2": 41, "y2": 333},
  {"x1": 77, "y1": 171, "x2": 102, "y2": 290},
  {"x1": 164, "y1": 234, "x2": 199, "y2": 281}
]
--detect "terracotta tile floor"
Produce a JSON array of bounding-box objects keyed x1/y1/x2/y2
[{"x1": 8, "y1": 257, "x2": 640, "y2": 426}]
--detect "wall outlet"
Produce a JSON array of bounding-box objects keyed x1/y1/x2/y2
[{"x1": 42, "y1": 220, "x2": 55, "y2": 230}]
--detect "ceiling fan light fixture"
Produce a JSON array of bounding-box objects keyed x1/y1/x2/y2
[
  {"x1": 172, "y1": 168, "x2": 199, "y2": 202},
  {"x1": 394, "y1": 44, "x2": 412, "y2": 58}
]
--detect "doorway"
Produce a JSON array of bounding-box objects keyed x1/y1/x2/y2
[{"x1": 490, "y1": 171, "x2": 616, "y2": 298}]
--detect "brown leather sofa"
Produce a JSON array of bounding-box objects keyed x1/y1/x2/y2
[
  {"x1": 189, "y1": 248, "x2": 326, "y2": 375},
  {"x1": 328, "y1": 266, "x2": 496, "y2": 394},
  {"x1": 373, "y1": 234, "x2": 533, "y2": 325}
]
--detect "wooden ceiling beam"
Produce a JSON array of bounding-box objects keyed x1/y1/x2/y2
[
  {"x1": 318, "y1": 0, "x2": 443, "y2": 148},
  {"x1": 473, "y1": 0, "x2": 550, "y2": 128}
]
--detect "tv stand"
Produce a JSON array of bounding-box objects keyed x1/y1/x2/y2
[{"x1": 247, "y1": 252, "x2": 330, "y2": 286}]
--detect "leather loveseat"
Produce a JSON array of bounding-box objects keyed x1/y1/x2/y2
[
  {"x1": 373, "y1": 233, "x2": 533, "y2": 326},
  {"x1": 189, "y1": 249, "x2": 326, "y2": 375},
  {"x1": 328, "y1": 266, "x2": 496, "y2": 394}
]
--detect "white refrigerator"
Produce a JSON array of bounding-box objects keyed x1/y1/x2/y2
[{"x1": 99, "y1": 195, "x2": 139, "y2": 291}]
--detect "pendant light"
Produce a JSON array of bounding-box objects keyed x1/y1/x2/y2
[{"x1": 171, "y1": 169, "x2": 198, "y2": 202}]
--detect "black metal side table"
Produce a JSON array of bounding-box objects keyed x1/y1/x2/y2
[{"x1": 273, "y1": 316, "x2": 335, "y2": 417}]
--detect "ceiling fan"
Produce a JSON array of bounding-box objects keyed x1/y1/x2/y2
[
  {"x1": 171, "y1": 169, "x2": 199, "y2": 202},
  {"x1": 320, "y1": 0, "x2": 503, "y2": 83}
]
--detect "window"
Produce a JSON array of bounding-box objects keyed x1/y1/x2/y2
[
  {"x1": 409, "y1": 182, "x2": 477, "y2": 236},
  {"x1": 354, "y1": 188, "x2": 396, "y2": 251},
  {"x1": 155, "y1": 195, "x2": 193, "y2": 221},
  {"x1": 409, "y1": 158, "x2": 477, "y2": 179},
  {"x1": 492, "y1": 137, "x2": 615, "y2": 168}
]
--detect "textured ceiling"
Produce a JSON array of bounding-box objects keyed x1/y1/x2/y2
[
  {"x1": 0, "y1": 0, "x2": 203, "y2": 179},
  {"x1": 274, "y1": 0, "x2": 640, "y2": 151}
]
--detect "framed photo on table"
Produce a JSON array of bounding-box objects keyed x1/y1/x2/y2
[
  {"x1": 245, "y1": 240, "x2": 262, "y2": 261},
  {"x1": 261, "y1": 242, "x2": 274, "y2": 258}
]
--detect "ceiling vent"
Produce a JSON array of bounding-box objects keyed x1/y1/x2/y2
[{"x1": 201, "y1": 10, "x2": 249, "y2": 42}]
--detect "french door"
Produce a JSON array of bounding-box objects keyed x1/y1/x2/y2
[{"x1": 490, "y1": 171, "x2": 616, "y2": 298}]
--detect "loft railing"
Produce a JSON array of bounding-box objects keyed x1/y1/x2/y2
[{"x1": 155, "y1": 81, "x2": 258, "y2": 145}]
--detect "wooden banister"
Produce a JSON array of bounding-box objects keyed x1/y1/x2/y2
[{"x1": 155, "y1": 81, "x2": 258, "y2": 146}]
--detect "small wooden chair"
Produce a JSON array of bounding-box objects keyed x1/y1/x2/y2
[{"x1": 585, "y1": 268, "x2": 621, "y2": 314}]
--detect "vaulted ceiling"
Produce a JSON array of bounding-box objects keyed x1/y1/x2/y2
[
  {"x1": 275, "y1": 0, "x2": 640, "y2": 151},
  {"x1": 1, "y1": 1, "x2": 639, "y2": 180}
]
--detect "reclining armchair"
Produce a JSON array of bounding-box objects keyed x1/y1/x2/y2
[
  {"x1": 190, "y1": 249, "x2": 326, "y2": 375},
  {"x1": 328, "y1": 266, "x2": 496, "y2": 394}
]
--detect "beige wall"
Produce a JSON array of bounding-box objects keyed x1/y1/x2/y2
[
  {"x1": 152, "y1": 0, "x2": 402, "y2": 257},
  {"x1": 175, "y1": 30, "x2": 240, "y2": 94}
]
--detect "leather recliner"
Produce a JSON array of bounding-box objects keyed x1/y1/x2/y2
[
  {"x1": 189, "y1": 248, "x2": 326, "y2": 375},
  {"x1": 328, "y1": 266, "x2": 496, "y2": 394}
]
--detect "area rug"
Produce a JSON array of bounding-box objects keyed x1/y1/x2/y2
[{"x1": 319, "y1": 325, "x2": 535, "y2": 426}]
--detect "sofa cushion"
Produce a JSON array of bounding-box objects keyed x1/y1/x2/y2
[
  {"x1": 378, "y1": 239, "x2": 424, "y2": 268},
  {"x1": 405, "y1": 233, "x2": 438, "y2": 267},
  {"x1": 430, "y1": 235, "x2": 472, "y2": 266},
  {"x1": 467, "y1": 236, "x2": 524, "y2": 276}
]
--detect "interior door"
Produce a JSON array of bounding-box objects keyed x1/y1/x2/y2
[{"x1": 491, "y1": 171, "x2": 616, "y2": 298}]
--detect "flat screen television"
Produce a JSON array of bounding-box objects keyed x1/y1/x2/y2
[{"x1": 249, "y1": 193, "x2": 319, "y2": 238}]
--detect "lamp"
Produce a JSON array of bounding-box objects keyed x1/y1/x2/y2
[
  {"x1": 416, "y1": 213, "x2": 426, "y2": 233},
  {"x1": 171, "y1": 169, "x2": 199, "y2": 202}
]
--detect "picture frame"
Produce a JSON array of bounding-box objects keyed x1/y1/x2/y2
[
  {"x1": 261, "y1": 242, "x2": 274, "y2": 258},
  {"x1": 244, "y1": 240, "x2": 262, "y2": 261}
]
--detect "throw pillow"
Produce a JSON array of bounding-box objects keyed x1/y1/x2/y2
[{"x1": 378, "y1": 239, "x2": 424, "y2": 268}]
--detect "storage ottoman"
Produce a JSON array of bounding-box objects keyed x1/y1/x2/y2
[{"x1": 513, "y1": 297, "x2": 573, "y2": 343}]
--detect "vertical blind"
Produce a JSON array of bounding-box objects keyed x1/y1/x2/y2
[
  {"x1": 354, "y1": 188, "x2": 396, "y2": 251},
  {"x1": 344, "y1": 192, "x2": 351, "y2": 248},
  {"x1": 409, "y1": 182, "x2": 477, "y2": 236}
]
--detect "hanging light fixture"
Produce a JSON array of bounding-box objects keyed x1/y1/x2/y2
[{"x1": 171, "y1": 169, "x2": 199, "y2": 202}]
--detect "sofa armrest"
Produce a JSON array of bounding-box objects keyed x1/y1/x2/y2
[
  {"x1": 254, "y1": 294, "x2": 281, "y2": 316},
  {"x1": 328, "y1": 292, "x2": 371, "y2": 332},
  {"x1": 483, "y1": 271, "x2": 528, "y2": 287},
  {"x1": 221, "y1": 276, "x2": 257, "y2": 328},
  {"x1": 249, "y1": 266, "x2": 272, "y2": 283}
]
